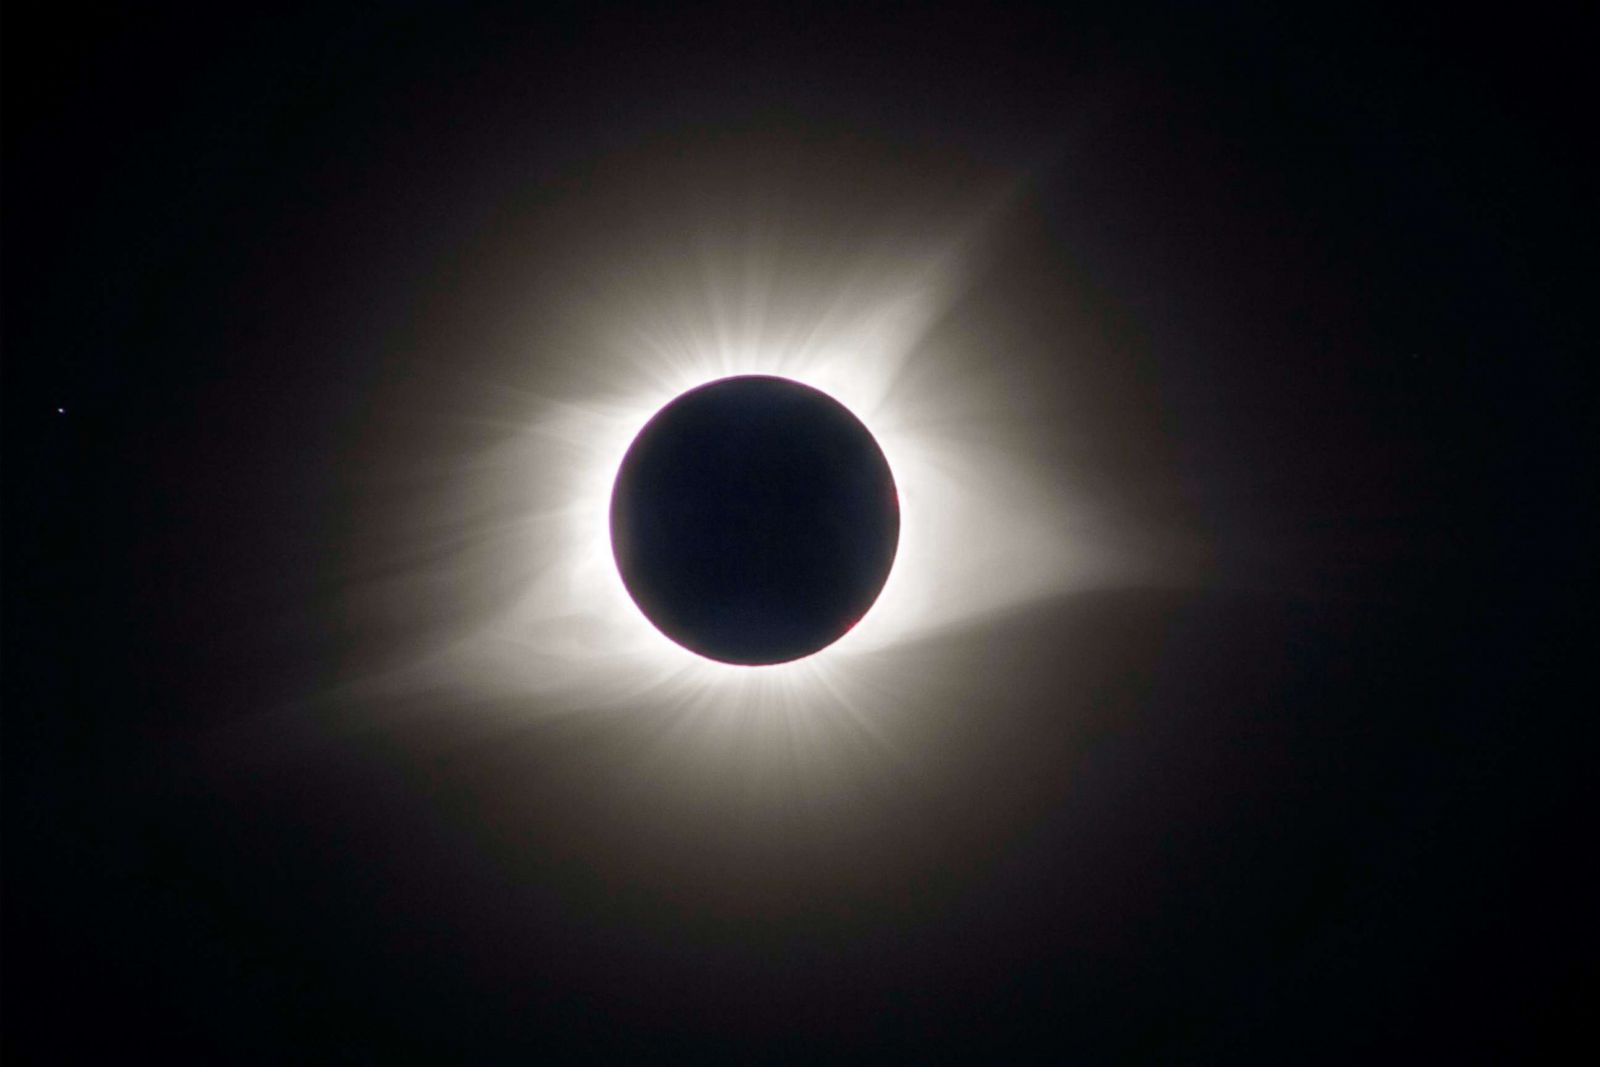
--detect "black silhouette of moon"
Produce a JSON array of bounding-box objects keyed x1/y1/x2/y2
[{"x1": 610, "y1": 375, "x2": 900, "y2": 665}]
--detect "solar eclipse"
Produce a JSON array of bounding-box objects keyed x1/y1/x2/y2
[
  {"x1": 11, "y1": 4, "x2": 1577, "y2": 1059},
  {"x1": 610, "y1": 375, "x2": 899, "y2": 666}
]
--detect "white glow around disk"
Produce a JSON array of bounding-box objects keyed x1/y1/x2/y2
[{"x1": 336, "y1": 153, "x2": 1169, "y2": 738}]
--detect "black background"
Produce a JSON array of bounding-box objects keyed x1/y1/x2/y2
[{"x1": 3, "y1": 2, "x2": 1589, "y2": 1060}]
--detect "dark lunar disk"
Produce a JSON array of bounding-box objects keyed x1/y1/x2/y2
[{"x1": 610, "y1": 375, "x2": 900, "y2": 665}]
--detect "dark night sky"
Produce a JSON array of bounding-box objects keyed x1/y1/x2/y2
[{"x1": 3, "y1": 2, "x2": 1589, "y2": 1060}]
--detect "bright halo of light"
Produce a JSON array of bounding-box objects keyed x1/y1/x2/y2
[
  {"x1": 411, "y1": 307, "x2": 1088, "y2": 721},
  {"x1": 337, "y1": 160, "x2": 1167, "y2": 738}
]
